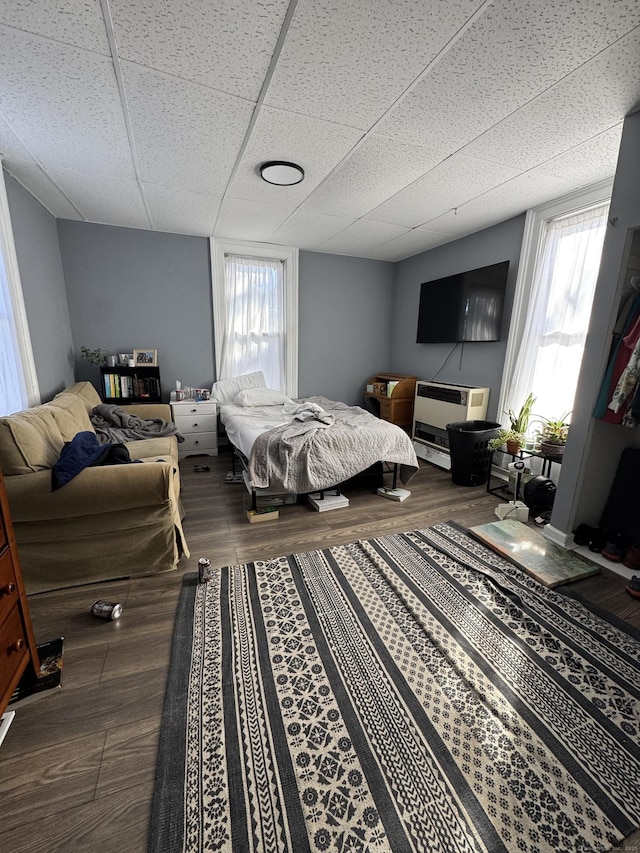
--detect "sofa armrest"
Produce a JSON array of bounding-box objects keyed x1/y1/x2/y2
[
  {"x1": 120, "y1": 403, "x2": 172, "y2": 422},
  {"x1": 5, "y1": 462, "x2": 178, "y2": 522}
]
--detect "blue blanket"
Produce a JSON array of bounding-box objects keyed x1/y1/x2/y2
[{"x1": 51, "y1": 430, "x2": 134, "y2": 490}]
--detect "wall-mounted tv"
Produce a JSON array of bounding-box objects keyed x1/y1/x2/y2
[{"x1": 416, "y1": 260, "x2": 509, "y2": 344}]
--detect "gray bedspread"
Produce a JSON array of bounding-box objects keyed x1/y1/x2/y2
[
  {"x1": 248, "y1": 396, "x2": 418, "y2": 493},
  {"x1": 91, "y1": 404, "x2": 184, "y2": 445}
]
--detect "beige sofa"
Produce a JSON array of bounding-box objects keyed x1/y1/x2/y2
[{"x1": 0, "y1": 382, "x2": 189, "y2": 593}]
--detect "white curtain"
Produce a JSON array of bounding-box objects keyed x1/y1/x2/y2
[
  {"x1": 506, "y1": 203, "x2": 608, "y2": 425},
  {"x1": 219, "y1": 254, "x2": 285, "y2": 390},
  {"x1": 0, "y1": 165, "x2": 38, "y2": 415}
]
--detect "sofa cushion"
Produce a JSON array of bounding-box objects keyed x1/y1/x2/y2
[
  {"x1": 48, "y1": 394, "x2": 95, "y2": 441},
  {"x1": 54, "y1": 381, "x2": 102, "y2": 414},
  {"x1": 0, "y1": 406, "x2": 64, "y2": 475}
]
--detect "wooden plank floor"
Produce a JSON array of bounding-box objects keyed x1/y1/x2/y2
[{"x1": 1, "y1": 450, "x2": 638, "y2": 852}]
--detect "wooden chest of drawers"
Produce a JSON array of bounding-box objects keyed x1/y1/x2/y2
[{"x1": 0, "y1": 471, "x2": 40, "y2": 716}]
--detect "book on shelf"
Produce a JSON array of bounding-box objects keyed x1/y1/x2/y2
[{"x1": 9, "y1": 636, "x2": 64, "y2": 709}]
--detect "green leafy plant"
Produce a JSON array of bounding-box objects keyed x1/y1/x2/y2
[
  {"x1": 80, "y1": 346, "x2": 108, "y2": 366},
  {"x1": 505, "y1": 392, "x2": 536, "y2": 435},
  {"x1": 488, "y1": 428, "x2": 525, "y2": 452},
  {"x1": 537, "y1": 412, "x2": 571, "y2": 445}
]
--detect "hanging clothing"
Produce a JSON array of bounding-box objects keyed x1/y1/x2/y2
[{"x1": 594, "y1": 292, "x2": 640, "y2": 421}]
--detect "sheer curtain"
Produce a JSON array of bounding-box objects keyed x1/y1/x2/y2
[
  {"x1": 219, "y1": 254, "x2": 285, "y2": 390},
  {"x1": 0, "y1": 165, "x2": 38, "y2": 415},
  {"x1": 505, "y1": 203, "x2": 608, "y2": 425}
]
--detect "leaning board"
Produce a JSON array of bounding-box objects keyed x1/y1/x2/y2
[{"x1": 470, "y1": 519, "x2": 600, "y2": 587}]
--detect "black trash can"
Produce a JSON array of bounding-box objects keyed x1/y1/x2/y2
[{"x1": 446, "y1": 420, "x2": 502, "y2": 486}]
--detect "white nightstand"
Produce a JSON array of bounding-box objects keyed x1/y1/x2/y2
[{"x1": 171, "y1": 400, "x2": 218, "y2": 459}]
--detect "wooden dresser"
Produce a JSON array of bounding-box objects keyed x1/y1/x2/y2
[
  {"x1": 0, "y1": 470, "x2": 40, "y2": 716},
  {"x1": 364, "y1": 373, "x2": 417, "y2": 429}
]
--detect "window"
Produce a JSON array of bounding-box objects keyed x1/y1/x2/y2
[
  {"x1": 0, "y1": 165, "x2": 38, "y2": 415},
  {"x1": 500, "y1": 181, "x2": 611, "y2": 429},
  {"x1": 211, "y1": 239, "x2": 298, "y2": 396}
]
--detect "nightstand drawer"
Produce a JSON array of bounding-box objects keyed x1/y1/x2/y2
[
  {"x1": 174, "y1": 413, "x2": 218, "y2": 434},
  {"x1": 172, "y1": 401, "x2": 217, "y2": 418},
  {"x1": 180, "y1": 432, "x2": 217, "y2": 454}
]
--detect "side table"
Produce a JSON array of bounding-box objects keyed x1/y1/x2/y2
[{"x1": 171, "y1": 400, "x2": 218, "y2": 459}]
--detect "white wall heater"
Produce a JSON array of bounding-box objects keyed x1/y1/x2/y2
[{"x1": 412, "y1": 381, "x2": 490, "y2": 468}]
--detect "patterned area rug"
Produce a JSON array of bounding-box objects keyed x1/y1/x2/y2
[{"x1": 149, "y1": 521, "x2": 640, "y2": 853}]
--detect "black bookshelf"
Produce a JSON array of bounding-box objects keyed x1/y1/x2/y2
[{"x1": 99, "y1": 366, "x2": 162, "y2": 403}]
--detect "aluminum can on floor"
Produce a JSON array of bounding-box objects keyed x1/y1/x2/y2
[
  {"x1": 198, "y1": 558, "x2": 212, "y2": 583},
  {"x1": 91, "y1": 600, "x2": 123, "y2": 620}
]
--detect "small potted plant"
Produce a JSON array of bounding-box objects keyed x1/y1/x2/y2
[
  {"x1": 80, "y1": 346, "x2": 108, "y2": 366},
  {"x1": 536, "y1": 412, "x2": 571, "y2": 460},
  {"x1": 488, "y1": 428, "x2": 525, "y2": 454},
  {"x1": 488, "y1": 393, "x2": 536, "y2": 454}
]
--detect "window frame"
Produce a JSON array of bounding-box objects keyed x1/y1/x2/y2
[
  {"x1": 211, "y1": 238, "x2": 298, "y2": 397},
  {"x1": 0, "y1": 164, "x2": 39, "y2": 413},
  {"x1": 498, "y1": 179, "x2": 613, "y2": 421}
]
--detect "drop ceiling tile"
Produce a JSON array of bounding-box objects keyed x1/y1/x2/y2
[
  {"x1": 0, "y1": 0, "x2": 110, "y2": 54},
  {"x1": 3, "y1": 159, "x2": 84, "y2": 220},
  {"x1": 367, "y1": 154, "x2": 520, "y2": 228},
  {"x1": 0, "y1": 115, "x2": 35, "y2": 162},
  {"x1": 317, "y1": 219, "x2": 408, "y2": 258},
  {"x1": 227, "y1": 106, "x2": 363, "y2": 203},
  {"x1": 374, "y1": 0, "x2": 640, "y2": 150},
  {"x1": 122, "y1": 63, "x2": 255, "y2": 196},
  {"x1": 265, "y1": 0, "x2": 487, "y2": 129},
  {"x1": 423, "y1": 169, "x2": 570, "y2": 237},
  {"x1": 0, "y1": 27, "x2": 135, "y2": 176},
  {"x1": 461, "y1": 29, "x2": 640, "y2": 170},
  {"x1": 539, "y1": 125, "x2": 622, "y2": 187},
  {"x1": 270, "y1": 211, "x2": 354, "y2": 250},
  {"x1": 109, "y1": 0, "x2": 289, "y2": 101},
  {"x1": 215, "y1": 197, "x2": 297, "y2": 243},
  {"x1": 365, "y1": 229, "x2": 456, "y2": 262},
  {"x1": 301, "y1": 133, "x2": 445, "y2": 219},
  {"x1": 46, "y1": 166, "x2": 151, "y2": 229},
  {"x1": 142, "y1": 183, "x2": 221, "y2": 236}
]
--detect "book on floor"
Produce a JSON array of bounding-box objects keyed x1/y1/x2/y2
[{"x1": 9, "y1": 636, "x2": 64, "y2": 709}]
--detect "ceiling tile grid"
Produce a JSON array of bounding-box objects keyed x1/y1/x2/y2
[
  {"x1": 109, "y1": 0, "x2": 291, "y2": 101},
  {"x1": 0, "y1": 26, "x2": 135, "y2": 176},
  {"x1": 0, "y1": 0, "x2": 638, "y2": 258}
]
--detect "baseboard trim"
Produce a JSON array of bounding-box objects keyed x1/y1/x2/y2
[{"x1": 543, "y1": 524, "x2": 575, "y2": 548}]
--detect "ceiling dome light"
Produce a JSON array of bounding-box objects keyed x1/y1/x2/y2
[{"x1": 259, "y1": 161, "x2": 304, "y2": 186}]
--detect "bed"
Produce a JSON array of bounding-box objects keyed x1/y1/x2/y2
[{"x1": 212, "y1": 372, "x2": 419, "y2": 507}]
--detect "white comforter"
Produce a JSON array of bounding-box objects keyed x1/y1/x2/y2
[{"x1": 220, "y1": 396, "x2": 418, "y2": 494}]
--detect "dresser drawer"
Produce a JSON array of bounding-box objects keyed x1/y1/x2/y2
[
  {"x1": 179, "y1": 431, "x2": 218, "y2": 454},
  {"x1": 172, "y1": 401, "x2": 217, "y2": 418},
  {"x1": 174, "y1": 413, "x2": 218, "y2": 434},
  {"x1": 0, "y1": 549, "x2": 19, "y2": 626},
  {"x1": 0, "y1": 604, "x2": 28, "y2": 699}
]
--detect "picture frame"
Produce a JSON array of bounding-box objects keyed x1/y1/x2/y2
[{"x1": 133, "y1": 348, "x2": 158, "y2": 367}]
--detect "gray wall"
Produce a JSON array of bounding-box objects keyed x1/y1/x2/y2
[
  {"x1": 57, "y1": 220, "x2": 214, "y2": 397},
  {"x1": 390, "y1": 216, "x2": 526, "y2": 421},
  {"x1": 550, "y1": 109, "x2": 640, "y2": 537},
  {"x1": 298, "y1": 251, "x2": 395, "y2": 404},
  {"x1": 5, "y1": 173, "x2": 75, "y2": 400}
]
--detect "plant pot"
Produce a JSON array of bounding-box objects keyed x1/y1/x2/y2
[
  {"x1": 539, "y1": 440, "x2": 565, "y2": 460},
  {"x1": 506, "y1": 440, "x2": 522, "y2": 455}
]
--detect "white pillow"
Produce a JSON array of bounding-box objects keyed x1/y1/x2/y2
[
  {"x1": 211, "y1": 371, "x2": 266, "y2": 404},
  {"x1": 235, "y1": 387, "x2": 291, "y2": 407}
]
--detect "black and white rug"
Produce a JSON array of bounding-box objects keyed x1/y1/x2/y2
[{"x1": 149, "y1": 521, "x2": 640, "y2": 852}]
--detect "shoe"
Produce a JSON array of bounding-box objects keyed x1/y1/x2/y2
[
  {"x1": 626, "y1": 576, "x2": 640, "y2": 599},
  {"x1": 588, "y1": 527, "x2": 608, "y2": 552},
  {"x1": 622, "y1": 544, "x2": 640, "y2": 570},
  {"x1": 602, "y1": 532, "x2": 628, "y2": 562},
  {"x1": 573, "y1": 523, "x2": 595, "y2": 546}
]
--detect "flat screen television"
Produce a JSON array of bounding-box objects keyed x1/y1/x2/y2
[{"x1": 416, "y1": 260, "x2": 509, "y2": 343}]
